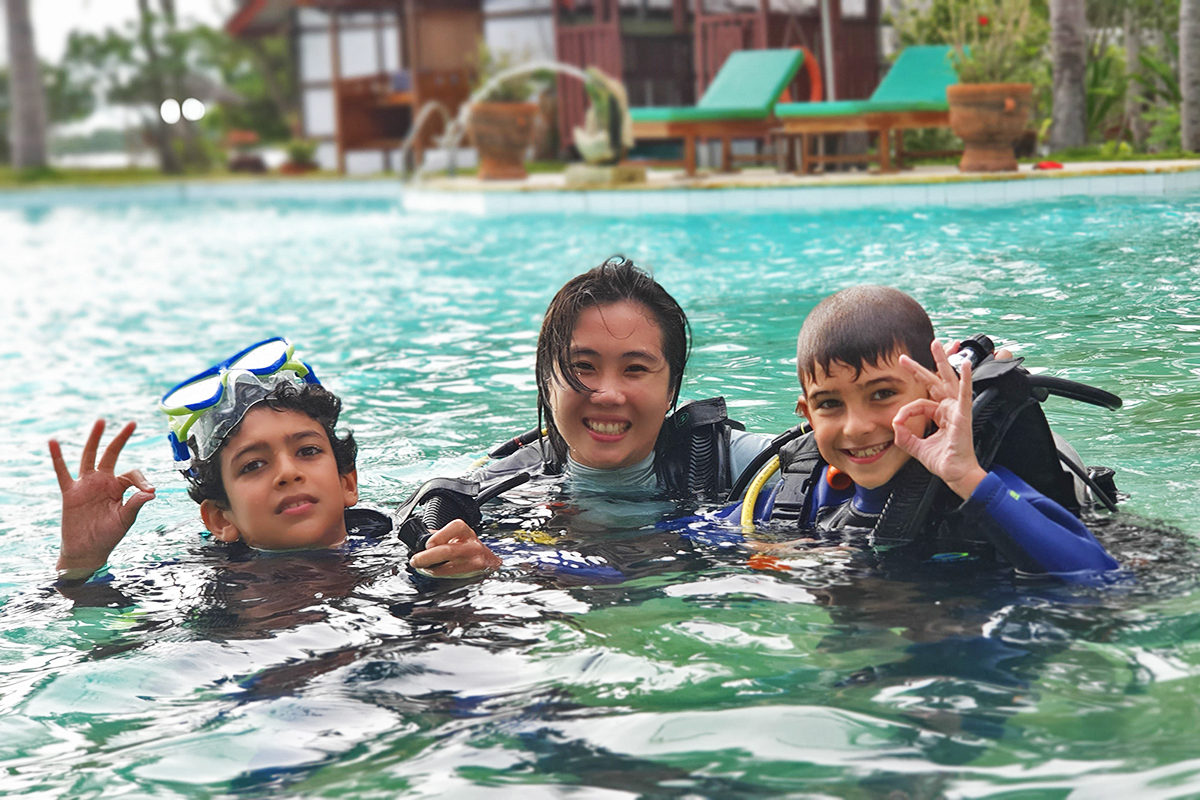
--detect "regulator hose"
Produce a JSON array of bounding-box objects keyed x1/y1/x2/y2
[{"x1": 740, "y1": 455, "x2": 781, "y2": 534}]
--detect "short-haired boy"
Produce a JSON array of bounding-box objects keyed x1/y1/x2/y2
[
  {"x1": 745, "y1": 286, "x2": 1118, "y2": 576},
  {"x1": 52, "y1": 338, "x2": 499, "y2": 584}
]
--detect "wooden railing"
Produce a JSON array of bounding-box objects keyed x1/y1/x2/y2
[{"x1": 694, "y1": 13, "x2": 766, "y2": 98}]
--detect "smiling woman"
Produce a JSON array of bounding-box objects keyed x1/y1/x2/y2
[{"x1": 467, "y1": 257, "x2": 773, "y2": 499}]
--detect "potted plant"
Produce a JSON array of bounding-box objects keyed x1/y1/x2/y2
[
  {"x1": 469, "y1": 43, "x2": 539, "y2": 180},
  {"x1": 279, "y1": 139, "x2": 319, "y2": 175},
  {"x1": 945, "y1": 0, "x2": 1037, "y2": 171},
  {"x1": 226, "y1": 129, "x2": 266, "y2": 173}
]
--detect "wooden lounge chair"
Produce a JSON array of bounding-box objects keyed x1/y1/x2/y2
[
  {"x1": 774, "y1": 45, "x2": 959, "y2": 174},
  {"x1": 629, "y1": 48, "x2": 810, "y2": 176}
]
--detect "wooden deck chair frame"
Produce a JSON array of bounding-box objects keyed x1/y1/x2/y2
[{"x1": 629, "y1": 47, "x2": 821, "y2": 176}]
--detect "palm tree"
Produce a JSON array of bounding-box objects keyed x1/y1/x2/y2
[
  {"x1": 1049, "y1": 0, "x2": 1087, "y2": 150},
  {"x1": 1184, "y1": 0, "x2": 1200, "y2": 150},
  {"x1": 5, "y1": 0, "x2": 48, "y2": 168}
]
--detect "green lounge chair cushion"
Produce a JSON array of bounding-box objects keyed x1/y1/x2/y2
[
  {"x1": 870, "y1": 45, "x2": 958, "y2": 106},
  {"x1": 630, "y1": 106, "x2": 770, "y2": 123},
  {"x1": 776, "y1": 45, "x2": 958, "y2": 118},
  {"x1": 631, "y1": 48, "x2": 805, "y2": 123}
]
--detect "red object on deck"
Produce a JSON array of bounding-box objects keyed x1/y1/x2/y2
[{"x1": 1035, "y1": 161, "x2": 1064, "y2": 170}]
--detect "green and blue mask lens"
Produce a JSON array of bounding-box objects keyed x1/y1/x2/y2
[{"x1": 161, "y1": 337, "x2": 320, "y2": 469}]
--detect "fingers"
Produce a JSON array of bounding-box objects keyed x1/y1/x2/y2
[
  {"x1": 892, "y1": 398, "x2": 940, "y2": 452},
  {"x1": 116, "y1": 469, "x2": 155, "y2": 494},
  {"x1": 98, "y1": 421, "x2": 137, "y2": 474},
  {"x1": 897, "y1": 353, "x2": 938, "y2": 387},
  {"x1": 930, "y1": 339, "x2": 959, "y2": 385},
  {"x1": 958, "y1": 359, "x2": 974, "y2": 413},
  {"x1": 411, "y1": 539, "x2": 501, "y2": 578},
  {"x1": 410, "y1": 520, "x2": 500, "y2": 578},
  {"x1": 79, "y1": 419, "x2": 105, "y2": 475},
  {"x1": 119, "y1": 489, "x2": 157, "y2": 531},
  {"x1": 49, "y1": 439, "x2": 74, "y2": 493},
  {"x1": 420, "y1": 519, "x2": 477, "y2": 549}
]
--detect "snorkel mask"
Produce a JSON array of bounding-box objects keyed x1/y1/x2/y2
[{"x1": 160, "y1": 337, "x2": 320, "y2": 472}]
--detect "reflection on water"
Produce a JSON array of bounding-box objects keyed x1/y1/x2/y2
[{"x1": 1, "y1": 193, "x2": 1199, "y2": 795}]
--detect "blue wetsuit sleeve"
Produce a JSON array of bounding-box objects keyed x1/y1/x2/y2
[{"x1": 964, "y1": 466, "x2": 1118, "y2": 575}]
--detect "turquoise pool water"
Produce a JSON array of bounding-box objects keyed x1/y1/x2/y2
[{"x1": 2, "y1": 189, "x2": 1199, "y2": 797}]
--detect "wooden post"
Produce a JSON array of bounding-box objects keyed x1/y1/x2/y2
[
  {"x1": 878, "y1": 127, "x2": 891, "y2": 172},
  {"x1": 331, "y1": 9, "x2": 345, "y2": 174},
  {"x1": 684, "y1": 134, "x2": 697, "y2": 177},
  {"x1": 672, "y1": 0, "x2": 686, "y2": 34}
]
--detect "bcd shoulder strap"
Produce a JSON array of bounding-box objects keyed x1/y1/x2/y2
[
  {"x1": 768, "y1": 432, "x2": 825, "y2": 526},
  {"x1": 654, "y1": 397, "x2": 745, "y2": 500}
]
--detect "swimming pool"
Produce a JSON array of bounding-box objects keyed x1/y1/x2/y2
[{"x1": 2, "y1": 187, "x2": 1199, "y2": 796}]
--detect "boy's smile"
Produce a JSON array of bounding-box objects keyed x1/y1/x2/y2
[
  {"x1": 201, "y1": 407, "x2": 358, "y2": 550},
  {"x1": 796, "y1": 354, "x2": 929, "y2": 490}
]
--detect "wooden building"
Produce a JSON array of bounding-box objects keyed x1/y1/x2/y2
[
  {"x1": 226, "y1": 0, "x2": 880, "y2": 170},
  {"x1": 227, "y1": 0, "x2": 482, "y2": 173}
]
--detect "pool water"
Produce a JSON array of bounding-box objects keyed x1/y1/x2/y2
[{"x1": 2, "y1": 190, "x2": 1199, "y2": 797}]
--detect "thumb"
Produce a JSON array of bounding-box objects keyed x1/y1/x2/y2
[{"x1": 119, "y1": 489, "x2": 157, "y2": 530}]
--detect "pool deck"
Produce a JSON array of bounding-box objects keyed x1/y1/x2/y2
[
  {"x1": 403, "y1": 159, "x2": 1200, "y2": 216},
  {"x1": 1, "y1": 159, "x2": 1197, "y2": 214}
]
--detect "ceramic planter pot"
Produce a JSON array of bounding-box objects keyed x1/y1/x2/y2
[
  {"x1": 947, "y1": 83, "x2": 1033, "y2": 172},
  {"x1": 469, "y1": 101, "x2": 538, "y2": 180}
]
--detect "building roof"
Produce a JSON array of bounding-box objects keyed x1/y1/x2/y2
[{"x1": 225, "y1": 0, "x2": 293, "y2": 37}]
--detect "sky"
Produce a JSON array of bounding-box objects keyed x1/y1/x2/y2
[
  {"x1": 1, "y1": 1, "x2": 236, "y2": 133},
  {"x1": 1, "y1": 0, "x2": 234, "y2": 65}
]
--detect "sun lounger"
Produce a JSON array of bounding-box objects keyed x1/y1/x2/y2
[
  {"x1": 774, "y1": 45, "x2": 959, "y2": 173},
  {"x1": 629, "y1": 49, "x2": 808, "y2": 176}
]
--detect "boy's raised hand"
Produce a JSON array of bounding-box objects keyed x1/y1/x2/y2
[
  {"x1": 51, "y1": 420, "x2": 157, "y2": 580},
  {"x1": 892, "y1": 341, "x2": 989, "y2": 500},
  {"x1": 409, "y1": 519, "x2": 502, "y2": 579}
]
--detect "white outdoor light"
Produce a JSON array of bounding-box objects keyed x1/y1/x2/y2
[
  {"x1": 160, "y1": 99, "x2": 182, "y2": 124},
  {"x1": 181, "y1": 98, "x2": 206, "y2": 122}
]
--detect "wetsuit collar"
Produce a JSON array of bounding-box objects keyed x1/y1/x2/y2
[
  {"x1": 565, "y1": 451, "x2": 658, "y2": 493},
  {"x1": 851, "y1": 482, "x2": 892, "y2": 516}
]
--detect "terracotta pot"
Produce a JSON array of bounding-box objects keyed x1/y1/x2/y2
[
  {"x1": 469, "y1": 101, "x2": 538, "y2": 180},
  {"x1": 278, "y1": 161, "x2": 318, "y2": 175},
  {"x1": 947, "y1": 83, "x2": 1033, "y2": 172}
]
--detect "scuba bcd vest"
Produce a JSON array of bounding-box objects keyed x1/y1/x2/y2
[
  {"x1": 741, "y1": 339, "x2": 1122, "y2": 555},
  {"x1": 394, "y1": 472, "x2": 531, "y2": 556},
  {"x1": 471, "y1": 397, "x2": 746, "y2": 501}
]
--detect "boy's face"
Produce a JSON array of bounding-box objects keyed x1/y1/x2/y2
[
  {"x1": 200, "y1": 407, "x2": 358, "y2": 550},
  {"x1": 796, "y1": 350, "x2": 929, "y2": 490}
]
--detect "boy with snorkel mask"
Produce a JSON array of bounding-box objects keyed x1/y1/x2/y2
[{"x1": 52, "y1": 338, "x2": 500, "y2": 584}]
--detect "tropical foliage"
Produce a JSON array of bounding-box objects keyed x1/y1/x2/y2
[
  {"x1": 890, "y1": 0, "x2": 1194, "y2": 154},
  {"x1": 0, "y1": 64, "x2": 95, "y2": 163},
  {"x1": 57, "y1": 3, "x2": 294, "y2": 173}
]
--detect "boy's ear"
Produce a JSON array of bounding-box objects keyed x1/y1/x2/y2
[
  {"x1": 795, "y1": 394, "x2": 813, "y2": 423},
  {"x1": 200, "y1": 500, "x2": 242, "y2": 543},
  {"x1": 340, "y1": 469, "x2": 359, "y2": 508}
]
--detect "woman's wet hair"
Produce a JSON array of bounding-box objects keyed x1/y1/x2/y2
[
  {"x1": 796, "y1": 285, "x2": 937, "y2": 388},
  {"x1": 185, "y1": 382, "x2": 357, "y2": 507},
  {"x1": 536, "y1": 256, "x2": 690, "y2": 463}
]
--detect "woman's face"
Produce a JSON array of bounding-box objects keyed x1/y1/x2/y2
[{"x1": 548, "y1": 300, "x2": 674, "y2": 470}]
